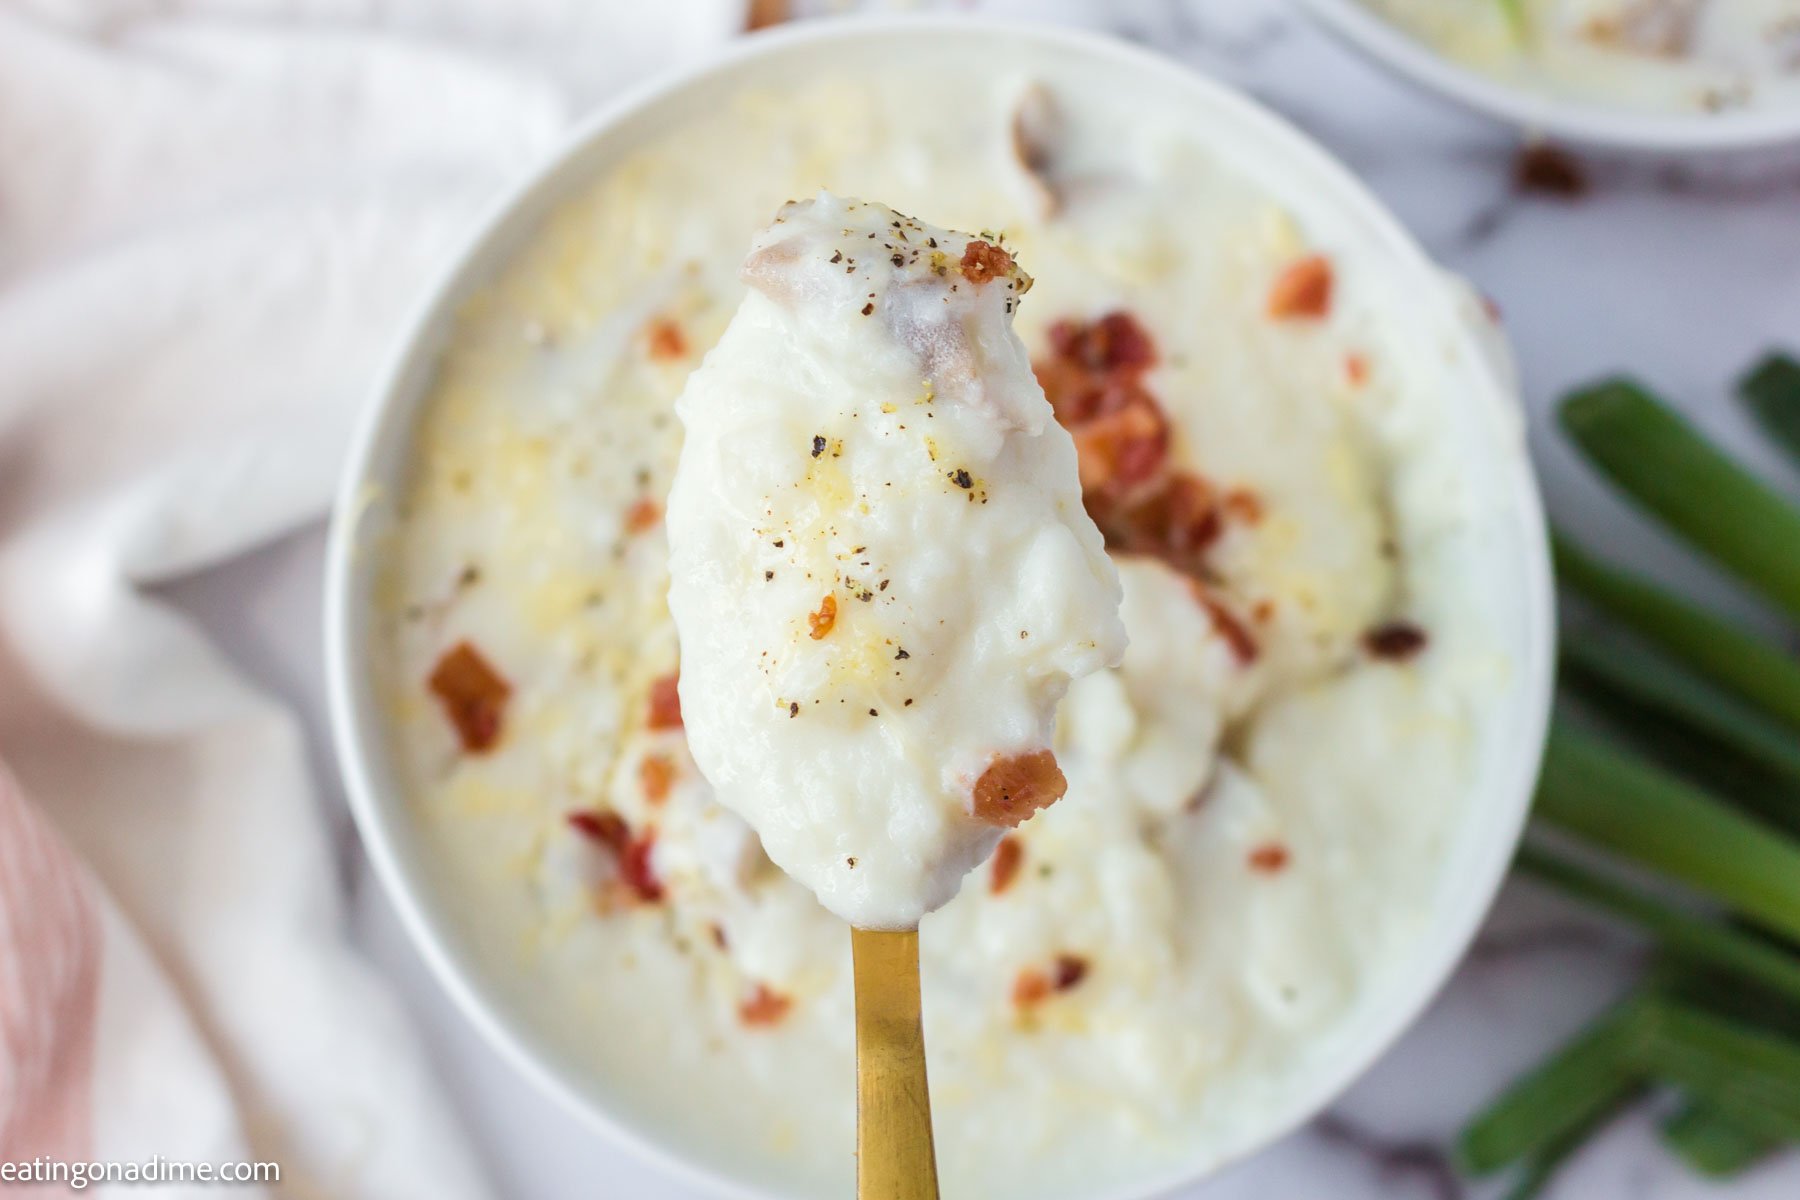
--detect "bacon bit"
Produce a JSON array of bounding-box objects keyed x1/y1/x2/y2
[
  {"x1": 1223, "y1": 487, "x2": 1264, "y2": 525},
  {"x1": 427, "y1": 641, "x2": 511, "y2": 753},
  {"x1": 1514, "y1": 143, "x2": 1589, "y2": 200},
  {"x1": 738, "y1": 983, "x2": 792, "y2": 1027},
  {"x1": 808, "y1": 593, "x2": 838, "y2": 640},
  {"x1": 1267, "y1": 255, "x2": 1333, "y2": 320},
  {"x1": 624, "y1": 497, "x2": 661, "y2": 534},
  {"x1": 645, "y1": 317, "x2": 687, "y2": 361},
  {"x1": 1013, "y1": 955, "x2": 1088, "y2": 1009},
  {"x1": 1365, "y1": 621, "x2": 1428, "y2": 661},
  {"x1": 744, "y1": 0, "x2": 789, "y2": 29},
  {"x1": 1053, "y1": 954, "x2": 1089, "y2": 991},
  {"x1": 1249, "y1": 842, "x2": 1291, "y2": 874},
  {"x1": 1345, "y1": 352, "x2": 1370, "y2": 387},
  {"x1": 990, "y1": 835, "x2": 1025, "y2": 895},
  {"x1": 646, "y1": 673, "x2": 683, "y2": 729},
  {"x1": 1098, "y1": 473, "x2": 1221, "y2": 571},
  {"x1": 1011, "y1": 82, "x2": 1064, "y2": 216},
  {"x1": 1036, "y1": 312, "x2": 1235, "y2": 583},
  {"x1": 1071, "y1": 402, "x2": 1168, "y2": 496},
  {"x1": 619, "y1": 831, "x2": 664, "y2": 903},
  {"x1": 1048, "y1": 311, "x2": 1156, "y2": 373},
  {"x1": 972, "y1": 750, "x2": 1067, "y2": 827},
  {"x1": 1012, "y1": 968, "x2": 1052, "y2": 1008},
  {"x1": 959, "y1": 239, "x2": 1015, "y2": 285},
  {"x1": 639, "y1": 754, "x2": 675, "y2": 805},
  {"x1": 567, "y1": 809, "x2": 630, "y2": 853},
  {"x1": 1188, "y1": 580, "x2": 1260, "y2": 666},
  {"x1": 567, "y1": 810, "x2": 664, "y2": 903}
]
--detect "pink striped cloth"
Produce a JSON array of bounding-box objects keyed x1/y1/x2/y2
[{"x1": 0, "y1": 765, "x2": 98, "y2": 1169}]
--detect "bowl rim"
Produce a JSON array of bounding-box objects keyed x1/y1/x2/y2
[
  {"x1": 1296, "y1": 0, "x2": 1800, "y2": 153},
  {"x1": 324, "y1": 14, "x2": 1556, "y2": 1200}
]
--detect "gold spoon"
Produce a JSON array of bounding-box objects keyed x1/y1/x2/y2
[{"x1": 852, "y1": 927, "x2": 940, "y2": 1199}]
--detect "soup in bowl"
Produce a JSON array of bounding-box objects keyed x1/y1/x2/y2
[{"x1": 326, "y1": 20, "x2": 1554, "y2": 1200}]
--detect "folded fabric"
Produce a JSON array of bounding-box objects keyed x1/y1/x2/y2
[{"x1": 0, "y1": 2, "x2": 740, "y2": 1194}]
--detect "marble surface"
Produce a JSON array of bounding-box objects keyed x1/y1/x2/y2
[{"x1": 161, "y1": 2, "x2": 1800, "y2": 1197}]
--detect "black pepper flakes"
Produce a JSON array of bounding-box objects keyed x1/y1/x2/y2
[
  {"x1": 950, "y1": 468, "x2": 973, "y2": 489},
  {"x1": 868, "y1": 708, "x2": 878, "y2": 717},
  {"x1": 811, "y1": 435, "x2": 826, "y2": 458},
  {"x1": 765, "y1": 570, "x2": 774, "y2": 581},
  {"x1": 895, "y1": 647, "x2": 910, "y2": 660},
  {"x1": 861, "y1": 302, "x2": 874, "y2": 316},
  {"x1": 789, "y1": 702, "x2": 799, "y2": 718}
]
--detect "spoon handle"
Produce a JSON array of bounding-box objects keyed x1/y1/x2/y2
[{"x1": 851, "y1": 926, "x2": 941, "y2": 1199}]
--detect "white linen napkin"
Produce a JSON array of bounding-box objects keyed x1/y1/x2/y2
[{"x1": 0, "y1": 2, "x2": 741, "y2": 1195}]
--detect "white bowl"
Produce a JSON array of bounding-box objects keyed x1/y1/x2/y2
[
  {"x1": 325, "y1": 17, "x2": 1555, "y2": 1199},
  {"x1": 1299, "y1": 0, "x2": 1800, "y2": 153}
]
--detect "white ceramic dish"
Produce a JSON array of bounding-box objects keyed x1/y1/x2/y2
[
  {"x1": 325, "y1": 17, "x2": 1556, "y2": 1199},
  {"x1": 1300, "y1": 0, "x2": 1800, "y2": 153}
]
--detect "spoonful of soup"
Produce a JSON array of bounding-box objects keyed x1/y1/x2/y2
[{"x1": 665, "y1": 193, "x2": 1125, "y2": 1195}]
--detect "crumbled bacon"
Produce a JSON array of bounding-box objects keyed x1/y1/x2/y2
[
  {"x1": 645, "y1": 317, "x2": 688, "y2": 361},
  {"x1": 1514, "y1": 143, "x2": 1589, "y2": 200},
  {"x1": 1096, "y1": 474, "x2": 1222, "y2": 573},
  {"x1": 1267, "y1": 255, "x2": 1333, "y2": 320},
  {"x1": 739, "y1": 983, "x2": 792, "y2": 1027},
  {"x1": 745, "y1": 0, "x2": 789, "y2": 30},
  {"x1": 427, "y1": 641, "x2": 512, "y2": 753},
  {"x1": 567, "y1": 810, "x2": 664, "y2": 903},
  {"x1": 990, "y1": 835, "x2": 1025, "y2": 895},
  {"x1": 1012, "y1": 969, "x2": 1051, "y2": 1008},
  {"x1": 1248, "y1": 842, "x2": 1291, "y2": 874},
  {"x1": 1222, "y1": 487, "x2": 1264, "y2": 525},
  {"x1": 1345, "y1": 352, "x2": 1370, "y2": 387},
  {"x1": 959, "y1": 240, "x2": 1015, "y2": 285},
  {"x1": 1011, "y1": 82, "x2": 1064, "y2": 217},
  {"x1": 1188, "y1": 580, "x2": 1260, "y2": 666},
  {"x1": 1364, "y1": 621, "x2": 1428, "y2": 661},
  {"x1": 1013, "y1": 954, "x2": 1089, "y2": 1009},
  {"x1": 646, "y1": 673, "x2": 683, "y2": 729},
  {"x1": 639, "y1": 754, "x2": 675, "y2": 805},
  {"x1": 1048, "y1": 311, "x2": 1155, "y2": 373},
  {"x1": 619, "y1": 831, "x2": 665, "y2": 903},
  {"x1": 567, "y1": 809, "x2": 630, "y2": 853},
  {"x1": 1052, "y1": 954, "x2": 1089, "y2": 991},
  {"x1": 808, "y1": 594, "x2": 838, "y2": 640},
  {"x1": 1035, "y1": 312, "x2": 1228, "y2": 579},
  {"x1": 1071, "y1": 403, "x2": 1169, "y2": 497},
  {"x1": 972, "y1": 750, "x2": 1067, "y2": 827},
  {"x1": 625, "y1": 497, "x2": 661, "y2": 533}
]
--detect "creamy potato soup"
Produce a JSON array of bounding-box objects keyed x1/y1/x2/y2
[
  {"x1": 1364, "y1": 0, "x2": 1800, "y2": 114},
  {"x1": 666, "y1": 194, "x2": 1124, "y2": 930},
  {"x1": 372, "y1": 57, "x2": 1498, "y2": 1199}
]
